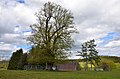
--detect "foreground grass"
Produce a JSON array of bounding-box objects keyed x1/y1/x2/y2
[{"x1": 0, "y1": 69, "x2": 120, "y2": 79}]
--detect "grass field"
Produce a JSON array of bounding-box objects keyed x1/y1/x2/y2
[
  {"x1": 0, "y1": 69, "x2": 120, "y2": 79},
  {"x1": 0, "y1": 61, "x2": 8, "y2": 70}
]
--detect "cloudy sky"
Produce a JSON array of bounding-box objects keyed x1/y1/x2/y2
[{"x1": 0, "y1": 0, "x2": 120, "y2": 59}]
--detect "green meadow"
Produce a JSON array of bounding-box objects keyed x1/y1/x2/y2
[
  {"x1": 0, "y1": 69, "x2": 120, "y2": 79},
  {"x1": 0, "y1": 57, "x2": 120, "y2": 79}
]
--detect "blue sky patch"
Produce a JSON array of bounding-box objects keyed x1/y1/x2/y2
[
  {"x1": 17, "y1": 44, "x2": 31, "y2": 51},
  {"x1": 22, "y1": 29, "x2": 32, "y2": 33},
  {"x1": 99, "y1": 32, "x2": 117, "y2": 46},
  {"x1": 16, "y1": 0, "x2": 25, "y2": 4},
  {"x1": 100, "y1": 32, "x2": 116, "y2": 40}
]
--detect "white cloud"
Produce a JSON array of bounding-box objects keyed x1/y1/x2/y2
[
  {"x1": 0, "y1": 0, "x2": 120, "y2": 59},
  {"x1": 0, "y1": 43, "x2": 13, "y2": 51},
  {"x1": 0, "y1": 43, "x2": 17, "y2": 55},
  {"x1": 105, "y1": 40, "x2": 120, "y2": 48},
  {"x1": 0, "y1": 0, "x2": 36, "y2": 34}
]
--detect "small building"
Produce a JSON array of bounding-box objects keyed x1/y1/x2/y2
[
  {"x1": 24, "y1": 65, "x2": 45, "y2": 70},
  {"x1": 57, "y1": 61, "x2": 79, "y2": 71}
]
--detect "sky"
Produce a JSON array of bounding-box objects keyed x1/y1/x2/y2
[{"x1": 0, "y1": 0, "x2": 120, "y2": 60}]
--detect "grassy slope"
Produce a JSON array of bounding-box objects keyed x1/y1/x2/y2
[
  {"x1": 0, "y1": 61, "x2": 8, "y2": 70},
  {"x1": 0, "y1": 69, "x2": 120, "y2": 79}
]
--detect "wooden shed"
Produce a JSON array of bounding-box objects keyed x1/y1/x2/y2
[{"x1": 57, "y1": 61, "x2": 78, "y2": 71}]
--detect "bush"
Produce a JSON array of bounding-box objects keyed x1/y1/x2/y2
[
  {"x1": 100, "y1": 62, "x2": 110, "y2": 71},
  {"x1": 77, "y1": 63, "x2": 82, "y2": 70},
  {"x1": 99, "y1": 59, "x2": 116, "y2": 71},
  {"x1": 115, "y1": 63, "x2": 120, "y2": 69}
]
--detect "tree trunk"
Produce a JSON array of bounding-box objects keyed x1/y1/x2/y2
[
  {"x1": 45, "y1": 62, "x2": 48, "y2": 70},
  {"x1": 90, "y1": 61, "x2": 92, "y2": 70},
  {"x1": 85, "y1": 57, "x2": 88, "y2": 71}
]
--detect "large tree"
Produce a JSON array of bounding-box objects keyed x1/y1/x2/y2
[{"x1": 28, "y1": 2, "x2": 76, "y2": 69}]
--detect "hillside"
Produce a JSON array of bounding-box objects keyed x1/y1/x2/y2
[{"x1": 100, "y1": 56, "x2": 120, "y2": 63}]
